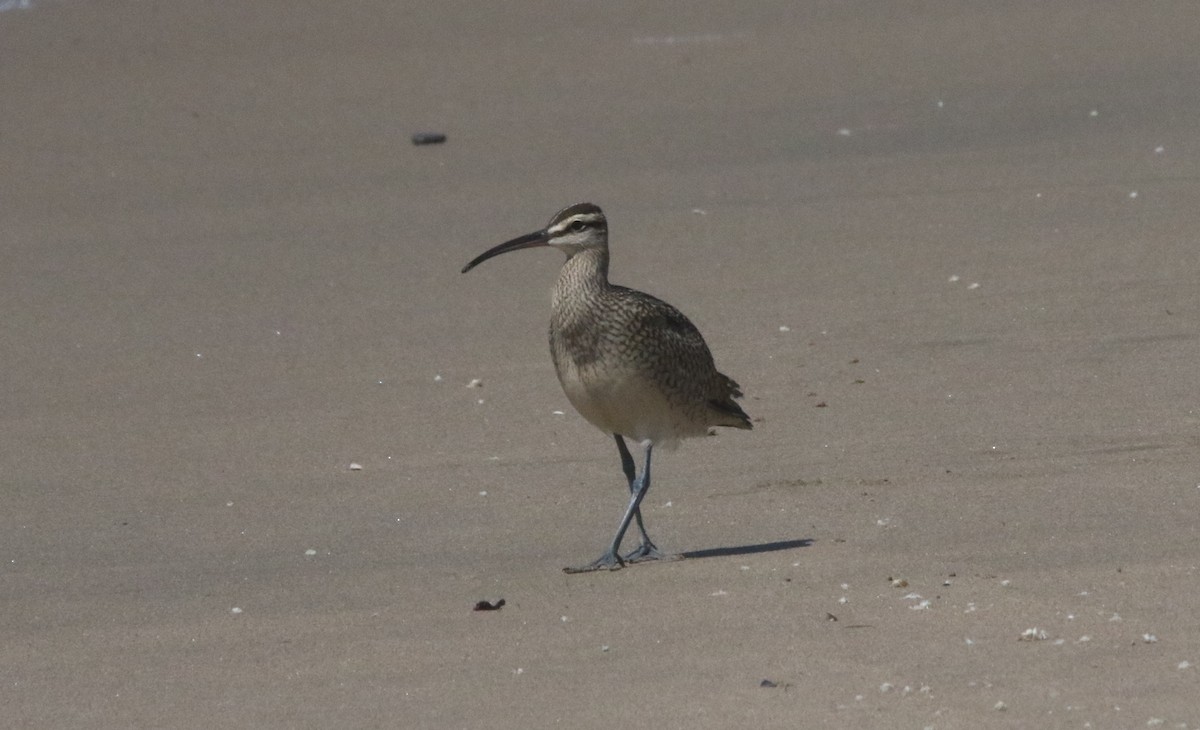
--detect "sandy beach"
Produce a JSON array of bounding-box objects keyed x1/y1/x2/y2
[{"x1": 3, "y1": 1, "x2": 1199, "y2": 726}]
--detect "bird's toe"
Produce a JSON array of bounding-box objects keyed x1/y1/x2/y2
[
  {"x1": 563, "y1": 552, "x2": 625, "y2": 574},
  {"x1": 623, "y1": 542, "x2": 679, "y2": 564}
]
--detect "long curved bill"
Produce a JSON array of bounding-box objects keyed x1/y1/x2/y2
[{"x1": 461, "y1": 229, "x2": 550, "y2": 273}]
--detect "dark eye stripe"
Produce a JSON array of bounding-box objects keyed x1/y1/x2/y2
[{"x1": 551, "y1": 214, "x2": 605, "y2": 235}]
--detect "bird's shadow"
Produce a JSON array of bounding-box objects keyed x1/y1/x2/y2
[{"x1": 679, "y1": 538, "x2": 813, "y2": 561}]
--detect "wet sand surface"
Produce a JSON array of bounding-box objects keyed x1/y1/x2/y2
[{"x1": 3, "y1": 1, "x2": 1199, "y2": 726}]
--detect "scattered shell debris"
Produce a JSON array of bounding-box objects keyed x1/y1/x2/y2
[
  {"x1": 349, "y1": 462, "x2": 363, "y2": 471},
  {"x1": 304, "y1": 548, "x2": 317, "y2": 556},
  {"x1": 1019, "y1": 628, "x2": 1048, "y2": 641},
  {"x1": 230, "y1": 607, "x2": 243, "y2": 615},
  {"x1": 467, "y1": 378, "x2": 483, "y2": 388}
]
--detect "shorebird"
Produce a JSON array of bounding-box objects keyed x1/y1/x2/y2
[{"x1": 462, "y1": 203, "x2": 752, "y2": 572}]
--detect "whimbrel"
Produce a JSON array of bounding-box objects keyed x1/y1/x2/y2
[{"x1": 462, "y1": 203, "x2": 752, "y2": 572}]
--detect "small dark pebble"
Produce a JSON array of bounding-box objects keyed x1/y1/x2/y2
[
  {"x1": 473, "y1": 598, "x2": 506, "y2": 611},
  {"x1": 412, "y1": 132, "x2": 447, "y2": 145},
  {"x1": 760, "y1": 679, "x2": 779, "y2": 688}
]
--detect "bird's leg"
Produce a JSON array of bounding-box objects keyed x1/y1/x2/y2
[
  {"x1": 614, "y1": 436, "x2": 667, "y2": 563},
  {"x1": 565, "y1": 443, "x2": 655, "y2": 573}
]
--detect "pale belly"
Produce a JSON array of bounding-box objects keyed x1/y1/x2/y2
[{"x1": 554, "y1": 357, "x2": 705, "y2": 448}]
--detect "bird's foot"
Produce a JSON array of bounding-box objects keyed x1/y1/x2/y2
[
  {"x1": 563, "y1": 551, "x2": 625, "y2": 574},
  {"x1": 623, "y1": 542, "x2": 679, "y2": 564}
]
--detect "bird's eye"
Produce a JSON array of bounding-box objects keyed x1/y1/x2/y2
[{"x1": 570, "y1": 220, "x2": 587, "y2": 232}]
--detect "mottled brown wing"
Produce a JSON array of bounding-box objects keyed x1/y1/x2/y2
[{"x1": 612, "y1": 286, "x2": 752, "y2": 429}]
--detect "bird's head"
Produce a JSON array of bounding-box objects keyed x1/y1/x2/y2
[{"x1": 461, "y1": 203, "x2": 608, "y2": 273}]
